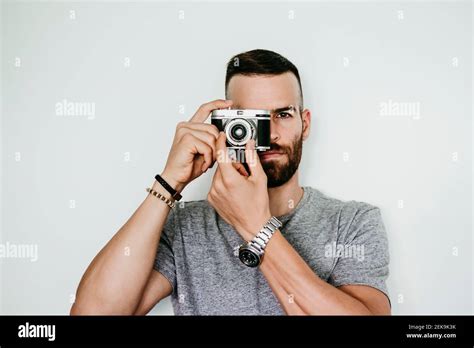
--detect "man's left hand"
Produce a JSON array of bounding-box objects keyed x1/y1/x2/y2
[{"x1": 207, "y1": 132, "x2": 272, "y2": 241}]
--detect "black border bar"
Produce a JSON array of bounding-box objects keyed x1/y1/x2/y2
[{"x1": 0, "y1": 315, "x2": 472, "y2": 346}]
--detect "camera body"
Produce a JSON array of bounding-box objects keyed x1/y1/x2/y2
[{"x1": 211, "y1": 109, "x2": 271, "y2": 162}]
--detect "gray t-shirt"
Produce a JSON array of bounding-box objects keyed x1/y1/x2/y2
[{"x1": 154, "y1": 186, "x2": 390, "y2": 315}]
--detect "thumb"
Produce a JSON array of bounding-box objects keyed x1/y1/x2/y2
[{"x1": 245, "y1": 139, "x2": 264, "y2": 177}]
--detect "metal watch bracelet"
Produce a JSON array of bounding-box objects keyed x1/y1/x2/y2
[
  {"x1": 238, "y1": 216, "x2": 282, "y2": 267},
  {"x1": 249, "y1": 216, "x2": 282, "y2": 253}
]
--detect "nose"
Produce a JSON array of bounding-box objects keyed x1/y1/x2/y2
[{"x1": 270, "y1": 119, "x2": 280, "y2": 143}]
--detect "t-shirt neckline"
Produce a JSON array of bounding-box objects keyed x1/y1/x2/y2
[{"x1": 275, "y1": 186, "x2": 312, "y2": 224}]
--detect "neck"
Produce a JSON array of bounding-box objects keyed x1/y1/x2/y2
[{"x1": 267, "y1": 169, "x2": 304, "y2": 217}]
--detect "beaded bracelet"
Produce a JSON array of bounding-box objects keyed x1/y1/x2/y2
[{"x1": 146, "y1": 187, "x2": 175, "y2": 209}]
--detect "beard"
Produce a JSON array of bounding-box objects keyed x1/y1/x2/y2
[{"x1": 259, "y1": 134, "x2": 303, "y2": 188}]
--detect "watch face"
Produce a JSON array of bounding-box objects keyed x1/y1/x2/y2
[{"x1": 239, "y1": 246, "x2": 260, "y2": 267}]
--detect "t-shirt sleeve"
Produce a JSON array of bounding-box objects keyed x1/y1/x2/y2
[
  {"x1": 328, "y1": 204, "x2": 390, "y2": 303},
  {"x1": 153, "y1": 207, "x2": 177, "y2": 292}
]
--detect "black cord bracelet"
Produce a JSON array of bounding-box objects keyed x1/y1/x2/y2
[{"x1": 155, "y1": 174, "x2": 182, "y2": 201}]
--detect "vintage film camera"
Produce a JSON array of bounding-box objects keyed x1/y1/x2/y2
[{"x1": 211, "y1": 109, "x2": 271, "y2": 163}]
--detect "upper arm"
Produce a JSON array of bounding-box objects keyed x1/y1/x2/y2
[
  {"x1": 134, "y1": 270, "x2": 173, "y2": 315},
  {"x1": 338, "y1": 284, "x2": 391, "y2": 315},
  {"x1": 328, "y1": 205, "x2": 390, "y2": 306}
]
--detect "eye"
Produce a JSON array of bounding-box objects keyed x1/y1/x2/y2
[{"x1": 276, "y1": 112, "x2": 292, "y2": 119}]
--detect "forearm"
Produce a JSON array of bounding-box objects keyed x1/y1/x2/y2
[
  {"x1": 71, "y1": 180, "x2": 176, "y2": 315},
  {"x1": 260, "y1": 231, "x2": 372, "y2": 315},
  {"x1": 261, "y1": 252, "x2": 306, "y2": 315}
]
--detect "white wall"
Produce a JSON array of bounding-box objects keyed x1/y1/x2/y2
[{"x1": 1, "y1": 0, "x2": 472, "y2": 315}]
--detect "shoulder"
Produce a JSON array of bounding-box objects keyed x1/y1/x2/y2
[
  {"x1": 307, "y1": 187, "x2": 385, "y2": 236},
  {"x1": 307, "y1": 187, "x2": 379, "y2": 217}
]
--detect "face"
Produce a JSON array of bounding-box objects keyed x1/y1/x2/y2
[{"x1": 226, "y1": 72, "x2": 311, "y2": 187}]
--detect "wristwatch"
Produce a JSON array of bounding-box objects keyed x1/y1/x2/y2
[{"x1": 238, "y1": 216, "x2": 282, "y2": 268}]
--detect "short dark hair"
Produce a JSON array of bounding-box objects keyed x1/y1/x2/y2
[{"x1": 225, "y1": 49, "x2": 304, "y2": 109}]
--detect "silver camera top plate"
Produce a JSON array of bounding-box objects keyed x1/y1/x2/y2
[{"x1": 211, "y1": 109, "x2": 271, "y2": 118}]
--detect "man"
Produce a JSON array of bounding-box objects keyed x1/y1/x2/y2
[{"x1": 71, "y1": 49, "x2": 390, "y2": 315}]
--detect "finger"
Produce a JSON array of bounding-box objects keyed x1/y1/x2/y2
[
  {"x1": 179, "y1": 128, "x2": 217, "y2": 162},
  {"x1": 181, "y1": 133, "x2": 213, "y2": 172},
  {"x1": 215, "y1": 132, "x2": 240, "y2": 180},
  {"x1": 181, "y1": 122, "x2": 220, "y2": 139},
  {"x1": 212, "y1": 163, "x2": 223, "y2": 186},
  {"x1": 210, "y1": 164, "x2": 226, "y2": 196},
  {"x1": 175, "y1": 122, "x2": 218, "y2": 143},
  {"x1": 232, "y1": 162, "x2": 249, "y2": 177},
  {"x1": 189, "y1": 99, "x2": 233, "y2": 123},
  {"x1": 245, "y1": 139, "x2": 264, "y2": 177}
]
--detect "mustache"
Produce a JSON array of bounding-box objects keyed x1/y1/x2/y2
[{"x1": 267, "y1": 143, "x2": 289, "y2": 154}]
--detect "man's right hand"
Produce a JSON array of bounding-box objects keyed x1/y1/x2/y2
[
  {"x1": 160, "y1": 99, "x2": 233, "y2": 192},
  {"x1": 72, "y1": 100, "x2": 251, "y2": 315}
]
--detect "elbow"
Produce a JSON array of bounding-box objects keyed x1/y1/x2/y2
[
  {"x1": 70, "y1": 300, "x2": 137, "y2": 315},
  {"x1": 69, "y1": 301, "x2": 99, "y2": 316},
  {"x1": 365, "y1": 304, "x2": 391, "y2": 316},
  {"x1": 69, "y1": 302, "x2": 85, "y2": 316},
  {"x1": 69, "y1": 299, "x2": 127, "y2": 315}
]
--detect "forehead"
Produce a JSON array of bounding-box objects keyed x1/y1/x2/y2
[{"x1": 227, "y1": 72, "x2": 300, "y2": 110}]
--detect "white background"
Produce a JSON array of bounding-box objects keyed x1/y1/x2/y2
[{"x1": 1, "y1": 0, "x2": 472, "y2": 315}]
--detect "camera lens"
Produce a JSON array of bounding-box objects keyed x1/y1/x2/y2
[
  {"x1": 230, "y1": 124, "x2": 247, "y2": 141},
  {"x1": 225, "y1": 118, "x2": 253, "y2": 147}
]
